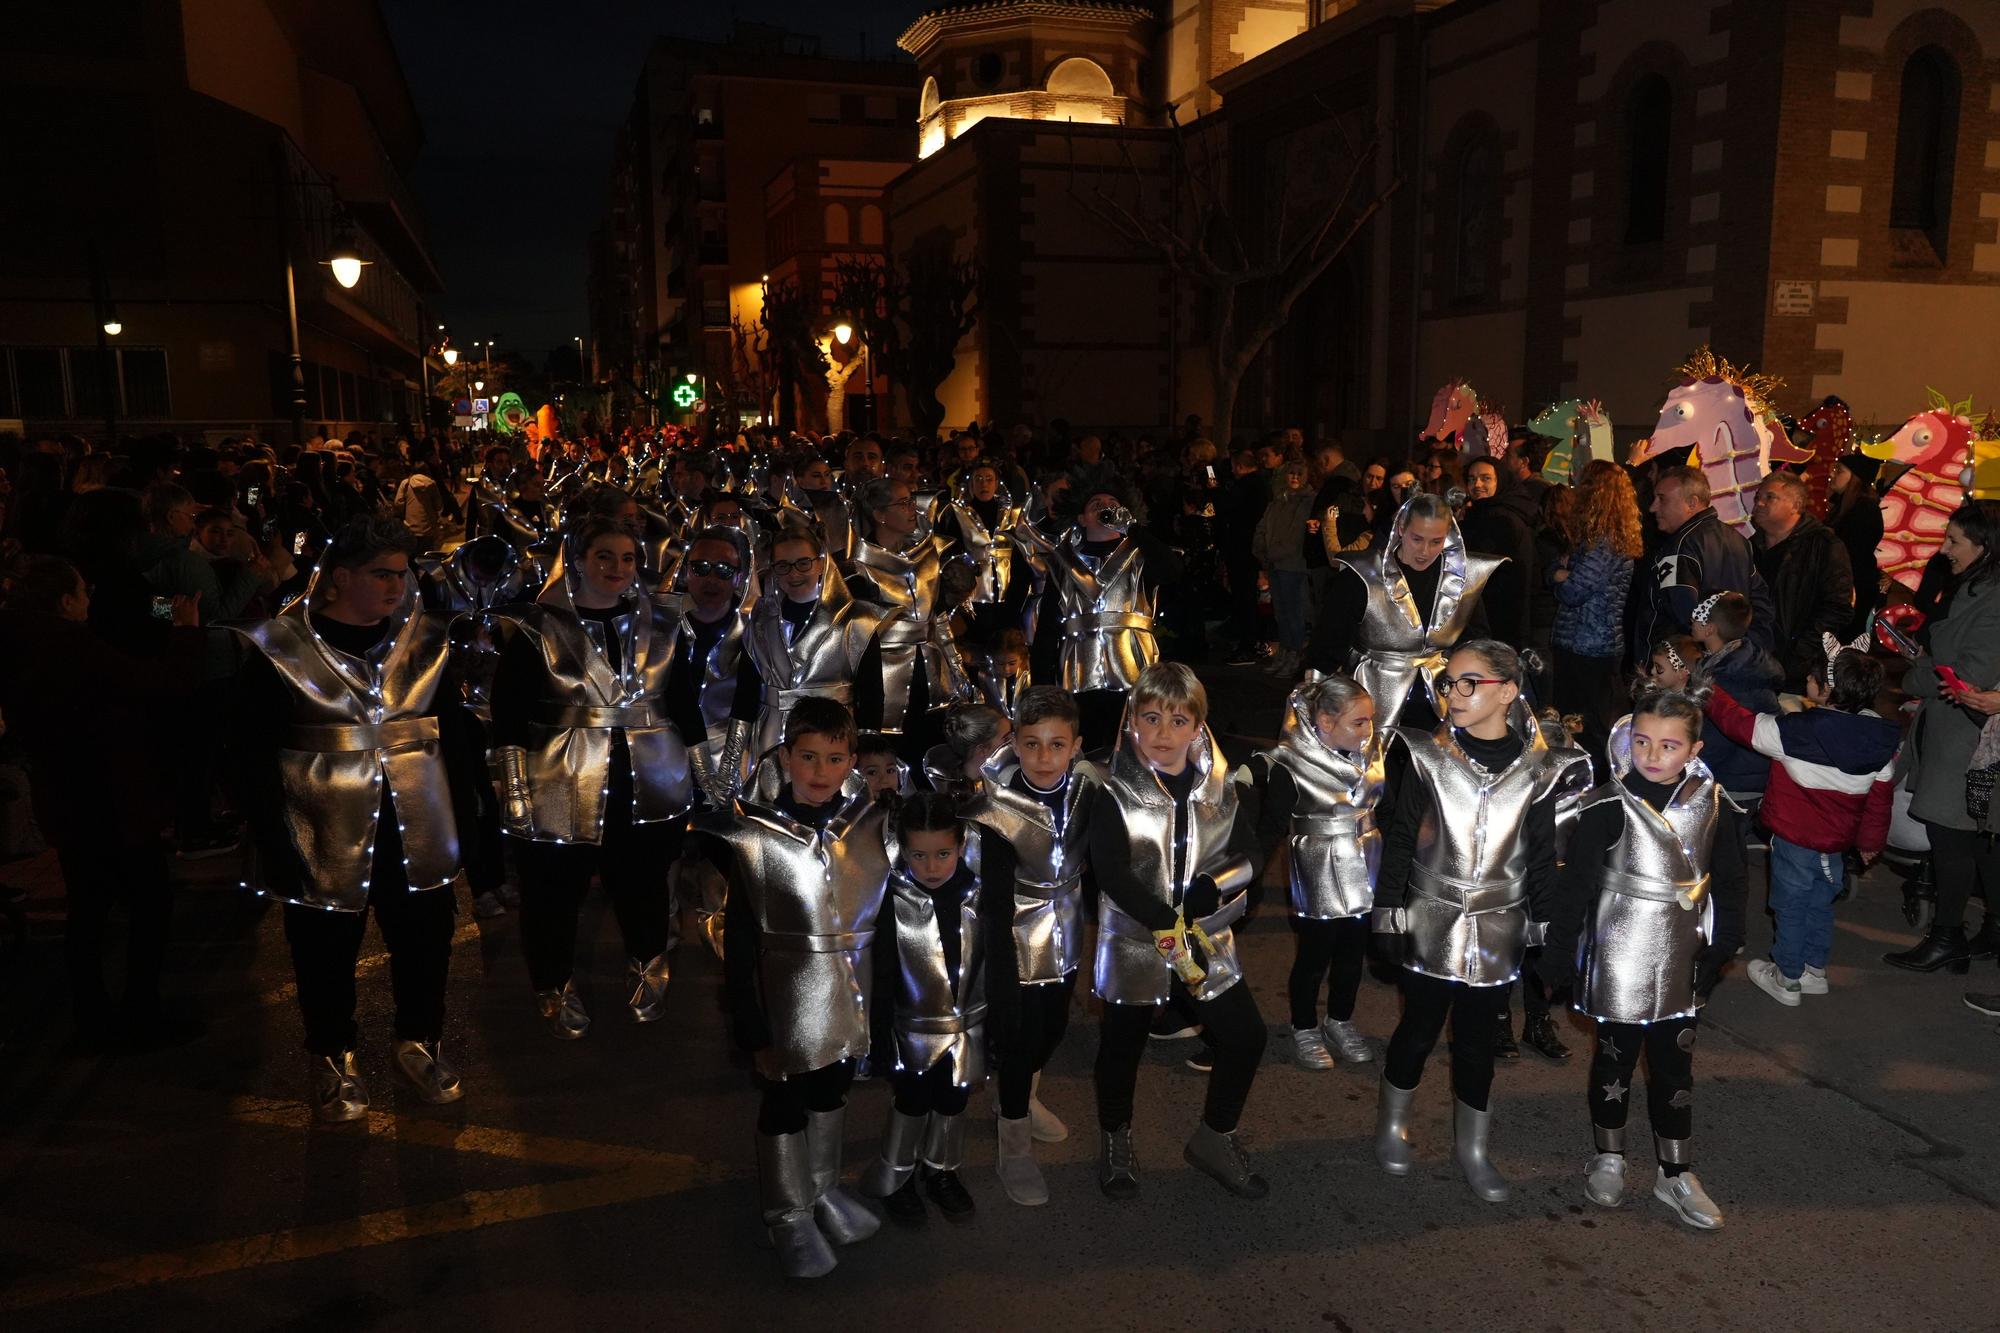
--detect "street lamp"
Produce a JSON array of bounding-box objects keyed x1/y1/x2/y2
[
  {"x1": 474, "y1": 379, "x2": 486, "y2": 392},
  {"x1": 833, "y1": 322, "x2": 853, "y2": 346},
  {"x1": 443, "y1": 346, "x2": 458, "y2": 366},
  {"x1": 101, "y1": 306, "x2": 122, "y2": 337},
  {"x1": 320, "y1": 218, "x2": 371, "y2": 289}
]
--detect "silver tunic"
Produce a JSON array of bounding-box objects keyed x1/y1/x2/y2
[
  {"x1": 1017, "y1": 526, "x2": 1160, "y2": 693},
  {"x1": 419, "y1": 538, "x2": 535, "y2": 722},
  {"x1": 1331, "y1": 496, "x2": 1506, "y2": 722},
  {"x1": 962, "y1": 748, "x2": 1105, "y2": 983},
  {"x1": 1256, "y1": 685, "x2": 1385, "y2": 920},
  {"x1": 1387, "y1": 706, "x2": 1593, "y2": 986},
  {"x1": 703, "y1": 786, "x2": 891, "y2": 1078},
  {"x1": 845, "y1": 534, "x2": 975, "y2": 728},
  {"x1": 1094, "y1": 729, "x2": 1257, "y2": 1004},
  {"x1": 941, "y1": 497, "x2": 1024, "y2": 604},
  {"x1": 231, "y1": 569, "x2": 462, "y2": 913},
  {"x1": 746, "y1": 561, "x2": 892, "y2": 757},
  {"x1": 882, "y1": 835, "x2": 987, "y2": 1085},
  {"x1": 493, "y1": 547, "x2": 692, "y2": 844},
  {"x1": 1573, "y1": 716, "x2": 1727, "y2": 1024}
]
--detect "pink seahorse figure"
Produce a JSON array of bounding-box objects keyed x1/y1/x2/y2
[
  {"x1": 1870, "y1": 389, "x2": 1974, "y2": 591},
  {"x1": 1422, "y1": 379, "x2": 1478, "y2": 445},
  {"x1": 1635, "y1": 347, "x2": 1782, "y2": 537},
  {"x1": 1462, "y1": 398, "x2": 1510, "y2": 459}
]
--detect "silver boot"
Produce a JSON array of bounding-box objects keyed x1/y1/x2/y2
[
  {"x1": 757, "y1": 1131, "x2": 836, "y2": 1278},
  {"x1": 921, "y1": 1108, "x2": 968, "y2": 1172},
  {"x1": 1183, "y1": 1121, "x2": 1269, "y2": 1199},
  {"x1": 994, "y1": 1113, "x2": 1049, "y2": 1206},
  {"x1": 1321, "y1": 1017, "x2": 1374, "y2": 1064},
  {"x1": 392, "y1": 1039, "x2": 464, "y2": 1105},
  {"x1": 1453, "y1": 1099, "x2": 1510, "y2": 1203},
  {"x1": 1374, "y1": 1078, "x2": 1417, "y2": 1176},
  {"x1": 805, "y1": 1106, "x2": 880, "y2": 1245},
  {"x1": 1585, "y1": 1125, "x2": 1627, "y2": 1207},
  {"x1": 626, "y1": 951, "x2": 672, "y2": 1023},
  {"x1": 310, "y1": 1051, "x2": 368, "y2": 1123},
  {"x1": 861, "y1": 1108, "x2": 927, "y2": 1198},
  {"x1": 535, "y1": 979, "x2": 589, "y2": 1040}
]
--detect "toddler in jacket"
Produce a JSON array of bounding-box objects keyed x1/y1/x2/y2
[{"x1": 1690, "y1": 593, "x2": 1783, "y2": 801}]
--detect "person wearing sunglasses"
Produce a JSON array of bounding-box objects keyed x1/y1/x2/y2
[
  {"x1": 746, "y1": 520, "x2": 893, "y2": 762},
  {"x1": 1369, "y1": 639, "x2": 1593, "y2": 1204},
  {"x1": 1306, "y1": 491, "x2": 1506, "y2": 730}
]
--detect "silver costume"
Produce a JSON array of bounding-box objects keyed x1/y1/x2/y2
[
  {"x1": 940, "y1": 495, "x2": 1025, "y2": 605},
  {"x1": 962, "y1": 748, "x2": 1104, "y2": 983},
  {"x1": 1572, "y1": 717, "x2": 1727, "y2": 1024},
  {"x1": 701, "y1": 779, "x2": 892, "y2": 1078},
  {"x1": 1094, "y1": 729, "x2": 1256, "y2": 1005},
  {"x1": 1328, "y1": 497, "x2": 1506, "y2": 721},
  {"x1": 231, "y1": 569, "x2": 462, "y2": 913},
  {"x1": 1016, "y1": 525, "x2": 1160, "y2": 694},
  {"x1": 882, "y1": 835, "x2": 988, "y2": 1087},
  {"x1": 845, "y1": 533, "x2": 975, "y2": 729},
  {"x1": 1254, "y1": 684, "x2": 1385, "y2": 920},
  {"x1": 1375, "y1": 705, "x2": 1593, "y2": 986},
  {"x1": 490, "y1": 548, "x2": 692, "y2": 844},
  {"x1": 418, "y1": 537, "x2": 535, "y2": 722},
  {"x1": 746, "y1": 561, "x2": 892, "y2": 757}
]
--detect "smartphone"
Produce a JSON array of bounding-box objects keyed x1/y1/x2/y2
[
  {"x1": 245, "y1": 485, "x2": 261, "y2": 508},
  {"x1": 1204, "y1": 465, "x2": 1216, "y2": 482},
  {"x1": 293, "y1": 532, "x2": 308, "y2": 556},
  {"x1": 150, "y1": 595, "x2": 174, "y2": 622},
  {"x1": 1936, "y1": 665, "x2": 1970, "y2": 693}
]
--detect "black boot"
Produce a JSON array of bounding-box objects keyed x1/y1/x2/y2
[
  {"x1": 1883, "y1": 925, "x2": 1972, "y2": 974},
  {"x1": 881, "y1": 1176, "x2": 927, "y2": 1227},
  {"x1": 1966, "y1": 916, "x2": 2000, "y2": 962},
  {"x1": 1521, "y1": 1010, "x2": 1571, "y2": 1061},
  {"x1": 1900, "y1": 858, "x2": 1937, "y2": 931},
  {"x1": 1494, "y1": 1010, "x2": 1520, "y2": 1061},
  {"x1": 920, "y1": 1166, "x2": 976, "y2": 1221}
]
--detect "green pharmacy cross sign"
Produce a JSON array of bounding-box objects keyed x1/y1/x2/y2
[{"x1": 672, "y1": 381, "x2": 699, "y2": 409}]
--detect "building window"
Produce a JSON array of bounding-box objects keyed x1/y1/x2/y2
[
  {"x1": 807, "y1": 91, "x2": 841, "y2": 124},
  {"x1": 974, "y1": 53, "x2": 1004, "y2": 90},
  {"x1": 1451, "y1": 137, "x2": 1500, "y2": 302},
  {"x1": 4, "y1": 345, "x2": 170, "y2": 421},
  {"x1": 824, "y1": 203, "x2": 851, "y2": 245},
  {"x1": 1046, "y1": 57, "x2": 1114, "y2": 97},
  {"x1": 1623, "y1": 74, "x2": 1672, "y2": 245},
  {"x1": 1890, "y1": 46, "x2": 1959, "y2": 258},
  {"x1": 13, "y1": 347, "x2": 64, "y2": 417},
  {"x1": 863, "y1": 94, "x2": 897, "y2": 124}
]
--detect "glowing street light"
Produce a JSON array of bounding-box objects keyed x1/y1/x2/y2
[
  {"x1": 833, "y1": 322, "x2": 853, "y2": 346},
  {"x1": 101, "y1": 307, "x2": 123, "y2": 337},
  {"x1": 443, "y1": 346, "x2": 458, "y2": 366},
  {"x1": 321, "y1": 221, "x2": 371, "y2": 289}
]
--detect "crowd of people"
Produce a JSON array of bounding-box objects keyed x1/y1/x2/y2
[{"x1": 0, "y1": 407, "x2": 1997, "y2": 1276}]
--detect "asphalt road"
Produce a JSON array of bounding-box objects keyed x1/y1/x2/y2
[{"x1": 2, "y1": 665, "x2": 1997, "y2": 1332}]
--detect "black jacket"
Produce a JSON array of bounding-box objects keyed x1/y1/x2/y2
[
  {"x1": 1631, "y1": 507, "x2": 1777, "y2": 668},
  {"x1": 1459, "y1": 499, "x2": 1535, "y2": 650},
  {"x1": 1827, "y1": 492, "x2": 1884, "y2": 633},
  {"x1": 1752, "y1": 513, "x2": 1856, "y2": 691}
]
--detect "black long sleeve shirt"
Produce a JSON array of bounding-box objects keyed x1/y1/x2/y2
[
  {"x1": 1306, "y1": 557, "x2": 1491, "y2": 725},
  {"x1": 869, "y1": 832, "x2": 1022, "y2": 1057},
  {"x1": 1372, "y1": 729, "x2": 1558, "y2": 920},
  {"x1": 1087, "y1": 762, "x2": 1261, "y2": 933}
]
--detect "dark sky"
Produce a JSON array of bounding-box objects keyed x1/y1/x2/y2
[{"x1": 383, "y1": 0, "x2": 924, "y2": 361}]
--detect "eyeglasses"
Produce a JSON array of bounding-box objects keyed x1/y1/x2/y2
[
  {"x1": 1436, "y1": 674, "x2": 1505, "y2": 697},
  {"x1": 685, "y1": 559, "x2": 740, "y2": 579},
  {"x1": 770, "y1": 556, "x2": 822, "y2": 576}
]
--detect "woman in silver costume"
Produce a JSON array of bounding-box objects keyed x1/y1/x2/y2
[{"x1": 1537, "y1": 689, "x2": 1745, "y2": 1231}]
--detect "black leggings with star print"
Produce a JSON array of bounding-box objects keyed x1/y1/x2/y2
[{"x1": 1589, "y1": 1016, "x2": 1697, "y2": 1144}]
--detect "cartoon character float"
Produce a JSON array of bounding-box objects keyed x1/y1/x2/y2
[
  {"x1": 1866, "y1": 389, "x2": 1975, "y2": 591},
  {"x1": 1527, "y1": 398, "x2": 1611, "y2": 486}
]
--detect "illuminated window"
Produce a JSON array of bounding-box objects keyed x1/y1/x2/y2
[{"x1": 1046, "y1": 57, "x2": 1113, "y2": 97}]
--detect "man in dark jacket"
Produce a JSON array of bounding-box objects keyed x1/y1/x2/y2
[
  {"x1": 1221, "y1": 447, "x2": 1271, "y2": 663},
  {"x1": 1751, "y1": 471, "x2": 1856, "y2": 690},
  {"x1": 1632, "y1": 465, "x2": 1777, "y2": 669},
  {"x1": 1461, "y1": 456, "x2": 1535, "y2": 650},
  {"x1": 1826, "y1": 452, "x2": 1886, "y2": 637}
]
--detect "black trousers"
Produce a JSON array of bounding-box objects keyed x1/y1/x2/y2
[
  {"x1": 1497, "y1": 958, "x2": 1554, "y2": 1025},
  {"x1": 1383, "y1": 969, "x2": 1510, "y2": 1111},
  {"x1": 283, "y1": 867, "x2": 456, "y2": 1057},
  {"x1": 755, "y1": 1058, "x2": 854, "y2": 1136},
  {"x1": 1077, "y1": 688, "x2": 1128, "y2": 755},
  {"x1": 1553, "y1": 647, "x2": 1623, "y2": 780},
  {"x1": 1095, "y1": 982, "x2": 1267, "y2": 1134},
  {"x1": 55, "y1": 840, "x2": 174, "y2": 1024},
  {"x1": 512, "y1": 818, "x2": 681, "y2": 992},
  {"x1": 893, "y1": 1056, "x2": 971, "y2": 1117},
  {"x1": 996, "y1": 970, "x2": 1077, "y2": 1118},
  {"x1": 1930, "y1": 823, "x2": 1999, "y2": 934},
  {"x1": 1288, "y1": 915, "x2": 1369, "y2": 1030},
  {"x1": 1589, "y1": 1016, "x2": 1697, "y2": 1149},
  {"x1": 461, "y1": 715, "x2": 507, "y2": 896}
]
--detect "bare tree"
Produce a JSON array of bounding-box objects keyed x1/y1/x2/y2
[
  {"x1": 831, "y1": 237, "x2": 979, "y2": 440},
  {"x1": 723, "y1": 306, "x2": 777, "y2": 430},
  {"x1": 759, "y1": 276, "x2": 829, "y2": 433},
  {"x1": 1071, "y1": 108, "x2": 1402, "y2": 439}
]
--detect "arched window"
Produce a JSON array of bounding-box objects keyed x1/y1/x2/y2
[
  {"x1": 1046, "y1": 57, "x2": 1114, "y2": 97},
  {"x1": 920, "y1": 76, "x2": 941, "y2": 121},
  {"x1": 858, "y1": 204, "x2": 885, "y2": 246},
  {"x1": 824, "y1": 203, "x2": 850, "y2": 246},
  {"x1": 1623, "y1": 74, "x2": 1672, "y2": 245},
  {"x1": 1890, "y1": 46, "x2": 1959, "y2": 250},
  {"x1": 1452, "y1": 138, "x2": 1500, "y2": 301}
]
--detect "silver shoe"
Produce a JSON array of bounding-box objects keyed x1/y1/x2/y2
[
  {"x1": 1654, "y1": 1170, "x2": 1724, "y2": 1230},
  {"x1": 1290, "y1": 1026, "x2": 1335, "y2": 1070},
  {"x1": 805, "y1": 1106, "x2": 880, "y2": 1245},
  {"x1": 626, "y1": 951, "x2": 671, "y2": 1023},
  {"x1": 995, "y1": 1114, "x2": 1049, "y2": 1206},
  {"x1": 757, "y1": 1131, "x2": 837, "y2": 1278},
  {"x1": 1374, "y1": 1078, "x2": 1416, "y2": 1176},
  {"x1": 1584, "y1": 1152, "x2": 1626, "y2": 1207},
  {"x1": 1027, "y1": 1072, "x2": 1068, "y2": 1143},
  {"x1": 309, "y1": 1051, "x2": 368, "y2": 1123},
  {"x1": 1453, "y1": 1099, "x2": 1510, "y2": 1203},
  {"x1": 1183, "y1": 1121, "x2": 1268, "y2": 1199},
  {"x1": 1321, "y1": 1018, "x2": 1374, "y2": 1064},
  {"x1": 535, "y1": 980, "x2": 589, "y2": 1040},
  {"x1": 861, "y1": 1108, "x2": 926, "y2": 1199},
  {"x1": 392, "y1": 1039, "x2": 464, "y2": 1105}
]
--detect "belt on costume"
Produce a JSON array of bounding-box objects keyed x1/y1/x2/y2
[
  {"x1": 773, "y1": 682, "x2": 854, "y2": 709},
  {"x1": 876, "y1": 619, "x2": 935, "y2": 648},
  {"x1": 761, "y1": 929, "x2": 875, "y2": 954},
  {"x1": 896, "y1": 1003, "x2": 988, "y2": 1035},
  {"x1": 538, "y1": 702, "x2": 663, "y2": 729},
  {"x1": 1602, "y1": 869, "x2": 1708, "y2": 906},
  {"x1": 1065, "y1": 611, "x2": 1152, "y2": 634},
  {"x1": 1015, "y1": 876, "x2": 1084, "y2": 904},
  {"x1": 1102, "y1": 890, "x2": 1249, "y2": 939},
  {"x1": 1411, "y1": 862, "x2": 1525, "y2": 914},
  {"x1": 286, "y1": 716, "x2": 438, "y2": 753},
  {"x1": 1292, "y1": 813, "x2": 1374, "y2": 838}
]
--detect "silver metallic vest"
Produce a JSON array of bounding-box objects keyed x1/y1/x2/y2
[
  {"x1": 943, "y1": 498, "x2": 1023, "y2": 604},
  {"x1": 1573, "y1": 717, "x2": 1725, "y2": 1024},
  {"x1": 1258, "y1": 686, "x2": 1384, "y2": 920},
  {"x1": 711, "y1": 790, "x2": 891, "y2": 1077},
  {"x1": 1390, "y1": 709, "x2": 1590, "y2": 986},
  {"x1": 496, "y1": 553, "x2": 692, "y2": 843},
  {"x1": 420, "y1": 538, "x2": 534, "y2": 722},
  {"x1": 1332, "y1": 497, "x2": 1505, "y2": 721},
  {"x1": 678, "y1": 607, "x2": 754, "y2": 807},
  {"x1": 233, "y1": 583, "x2": 462, "y2": 913},
  {"x1": 846, "y1": 534, "x2": 974, "y2": 727},
  {"x1": 1035, "y1": 530, "x2": 1160, "y2": 694},
  {"x1": 883, "y1": 837, "x2": 987, "y2": 1085},
  {"x1": 962, "y1": 750, "x2": 1104, "y2": 983},
  {"x1": 747, "y1": 562, "x2": 890, "y2": 756},
  {"x1": 1095, "y1": 730, "x2": 1256, "y2": 1005}
]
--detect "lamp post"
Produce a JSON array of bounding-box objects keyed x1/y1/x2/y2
[
  {"x1": 90, "y1": 241, "x2": 119, "y2": 447},
  {"x1": 269, "y1": 144, "x2": 380, "y2": 445}
]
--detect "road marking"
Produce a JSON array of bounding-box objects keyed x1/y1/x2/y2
[{"x1": 0, "y1": 1100, "x2": 732, "y2": 1312}]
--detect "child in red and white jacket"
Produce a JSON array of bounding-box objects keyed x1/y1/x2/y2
[{"x1": 1703, "y1": 647, "x2": 1899, "y2": 1007}]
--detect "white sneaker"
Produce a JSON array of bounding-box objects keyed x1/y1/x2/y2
[
  {"x1": 1584, "y1": 1152, "x2": 1626, "y2": 1207},
  {"x1": 1653, "y1": 1170, "x2": 1724, "y2": 1230},
  {"x1": 1320, "y1": 1018, "x2": 1374, "y2": 1064},
  {"x1": 1747, "y1": 959, "x2": 1802, "y2": 1007},
  {"x1": 1290, "y1": 1027, "x2": 1335, "y2": 1070},
  {"x1": 1798, "y1": 966, "x2": 1829, "y2": 995}
]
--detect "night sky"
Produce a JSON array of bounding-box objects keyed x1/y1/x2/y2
[{"x1": 383, "y1": 0, "x2": 926, "y2": 362}]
